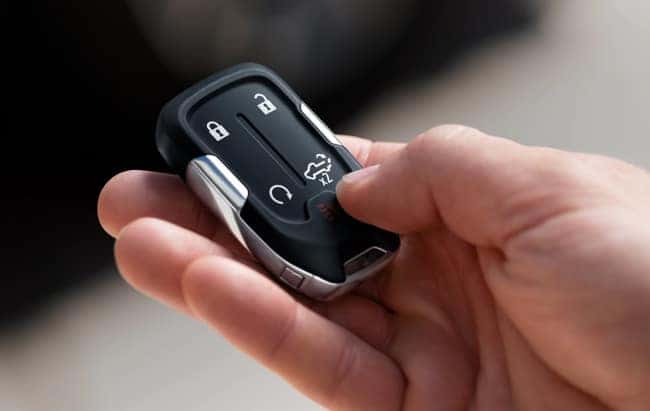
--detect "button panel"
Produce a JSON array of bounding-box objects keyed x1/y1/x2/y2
[{"x1": 188, "y1": 79, "x2": 347, "y2": 222}]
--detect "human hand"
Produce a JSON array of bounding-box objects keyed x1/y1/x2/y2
[{"x1": 98, "y1": 126, "x2": 650, "y2": 410}]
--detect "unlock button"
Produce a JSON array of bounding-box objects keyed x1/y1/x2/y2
[{"x1": 254, "y1": 93, "x2": 277, "y2": 115}]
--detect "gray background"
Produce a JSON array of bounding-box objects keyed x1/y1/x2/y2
[{"x1": 2, "y1": 1, "x2": 649, "y2": 410}]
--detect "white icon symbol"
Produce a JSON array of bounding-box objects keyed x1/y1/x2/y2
[
  {"x1": 304, "y1": 154, "x2": 334, "y2": 186},
  {"x1": 254, "y1": 93, "x2": 277, "y2": 115},
  {"x1": 269, "y1": 184, "x2": 293, "y2": 205},
  {"x1": 206, "y1": 121, "x2": 230, "y2": 141}
]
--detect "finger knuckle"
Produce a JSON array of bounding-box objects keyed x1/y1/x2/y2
[
  {"x1": 424, "y1": 124, "x2": 485, "y2": 141},
  {"x1": 265, "y1": 302, "x2": 299, "y2": 362},
  {"x1": 325, "y1": 339, "x2": 360, "y2": 409},
  {"x1": 404, "y1": 125, "x2": 485, "y2": 173},
  {"x1": 411, "y1": 125, "x2": 486, "y2": 154},
  {"x1": 535, "y1": 149, "x2": 603, "y2": 190}
]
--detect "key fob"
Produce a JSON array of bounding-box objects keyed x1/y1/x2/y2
[{"x1": 156, "y1": 63, "x2": 400, "y2": 300}]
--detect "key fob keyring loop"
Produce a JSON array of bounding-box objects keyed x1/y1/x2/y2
[{"x1": 157, "y1": 63, "x2": 400, "y2": 300}]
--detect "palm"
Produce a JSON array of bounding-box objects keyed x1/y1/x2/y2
[{"x1": 314, "y1": 222, "x2": 614, "y2": 410}]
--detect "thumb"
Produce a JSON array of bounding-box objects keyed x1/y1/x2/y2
[{"x1": 337, "y1": 125, "x2": 576, "y2": 247}]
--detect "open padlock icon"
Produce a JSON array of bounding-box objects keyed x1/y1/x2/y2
[
  {"x1": 254, "y1": 93, "x2": 277, "y2": 115},
  {"x1": 206, "y1": 121, "x2": 230, "y2": 141}
]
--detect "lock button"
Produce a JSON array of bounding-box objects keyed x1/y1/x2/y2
[{"x1": 206, "y1": 121, "x2": 230, "y2": 141}]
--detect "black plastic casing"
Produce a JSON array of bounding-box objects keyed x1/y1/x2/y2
[{"x1": 156, "y1": 63, "x2": 400, "y2": 285}]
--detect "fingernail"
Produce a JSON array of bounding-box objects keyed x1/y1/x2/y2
[{"x1": 341, "y1": 164, "x2": 380, "y2": 185}]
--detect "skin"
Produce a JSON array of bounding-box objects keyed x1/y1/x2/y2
[{"x1": 98, "y1": 126, "x2": 650, "y2": 410}]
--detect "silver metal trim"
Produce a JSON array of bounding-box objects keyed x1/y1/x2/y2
[
  {"x1": 300, "y1": 103, "x2": 342, "y2": 146},
  {"x1": 186, "y1": 155, "x2": 249, "y2": 248},
  {"x1": 185, "y1": 154, "x2": 397, "y2": 301},
  {"x1": 188, "y1": 155, "x2": 248, "y2": 208},
  {"x1": 344, "y1": 246, "x2": 388, "y2": 275}
]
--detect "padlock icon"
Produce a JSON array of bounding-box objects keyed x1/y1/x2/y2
[
  {"x1": 254, "y1": 93, "x2": 277, "y2": 115},
  {"x1": 206, "y1": 121, "x2": 230, "y2": 141}
]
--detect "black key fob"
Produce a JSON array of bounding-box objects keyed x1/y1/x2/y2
[{"x1": 156, "y1": 63, "x2": 400, "y2": 300}]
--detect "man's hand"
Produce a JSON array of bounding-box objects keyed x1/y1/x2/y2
[{"x1": 98, "y1": 126, "x2": 650, "y2": 410}]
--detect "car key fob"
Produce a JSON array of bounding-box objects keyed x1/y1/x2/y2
[{"x1": 156, "y1": 63, "x2": 400, "y2": 300}]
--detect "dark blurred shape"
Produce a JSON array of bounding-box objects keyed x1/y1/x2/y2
[
  {"x1": 2, "y1": 0, "x2": 540, "y2": 329},
  {"x1": 127, "y1": 0, "x2": 421, "y2": 97},
  {"x1": 3, "y1": 0, "x2": 177, "y2": 328}
]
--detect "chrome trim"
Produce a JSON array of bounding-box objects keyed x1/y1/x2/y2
[
  {"x1": 188, "y1": 155, "x2": 248, "y2": 209},
  {"x1": 186, "y1": 155, "x2": 249, "y2": 248},
  {"x1": 300, "y1": 103, "x2": 342, "y2": 146},
  {"x1": 185, "y1": 154, "x2": 397, "y2": 301},
  {"x1": 344, "y1": 246, "x2": 388, "y2": 275}
]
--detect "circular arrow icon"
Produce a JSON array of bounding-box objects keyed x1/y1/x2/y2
[{"x1": 269, "y1": 185, "x2": 293, "y2": 205}]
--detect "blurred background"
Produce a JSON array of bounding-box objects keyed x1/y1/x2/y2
[{"x1": 2, "y1": 1, "x2": 649, "y2": 410}]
